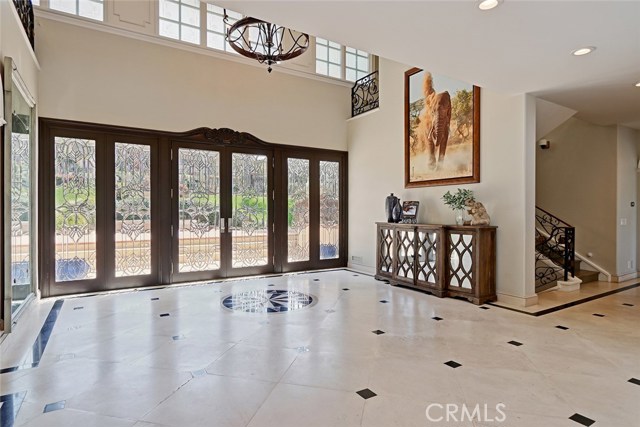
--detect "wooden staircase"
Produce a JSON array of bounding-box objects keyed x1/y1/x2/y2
[{"x1": 572, "y1": 259, "x2": 599, "y2": 284}]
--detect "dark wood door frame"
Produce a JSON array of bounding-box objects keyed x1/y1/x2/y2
[{"x1": 38, "y1": 118, "x2": 348, "y2": 297}]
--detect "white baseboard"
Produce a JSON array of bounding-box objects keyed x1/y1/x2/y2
[
  {"x1": 497, "y1": 293, "x2": 539, "y2": 307},
  {"x1": 347, "y1": 263, "x2": 376, "y2": 276},
  {"x1": 612, "y1": 272, "x2": 639, "y2": 283}
]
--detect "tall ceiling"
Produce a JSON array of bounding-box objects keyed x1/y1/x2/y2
[{"x1": 213, "y1": 0, "x2": 640, "y2": 129}]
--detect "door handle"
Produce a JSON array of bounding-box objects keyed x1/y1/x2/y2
[{"x1": 223, "y1": 217, "x2": 229, "y2": 234}]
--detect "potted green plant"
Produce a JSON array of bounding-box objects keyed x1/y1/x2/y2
[{"x1": 442, "y1": 188, "x2": 474, "y2": 225}]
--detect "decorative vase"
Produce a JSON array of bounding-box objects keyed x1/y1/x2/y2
[
  {"x1": 385, "y1": 193, "x2": 399, "y2": 223},
  {"x1": 392, "y1": 200, "x2": 403, "y2": 223},
  {"x1": 455, "y1": 209, "x2": 465, "y2": 226}
]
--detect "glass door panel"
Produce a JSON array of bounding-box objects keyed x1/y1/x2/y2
[
  {"x1": 287, "y1": 158, "x2": 310, "y2": 262},
  {"x1": 9, "y1": 95, "x2": 33, "y2": 313},
  {"x1": 114, "y1": 143, "x2": 152, "y2": 277},
  {"x1": 177, "y1": 148, "x2": 221, "y2": 273},
  {"x1": 54, "y1": 137, "x2": 98, "y2": 282},
  {"x1": 230, "y1": 153, "x2": 269, "y2": 269},
  {"x1": 319, "y1": 160, "x2": 340, "y2": 260}
]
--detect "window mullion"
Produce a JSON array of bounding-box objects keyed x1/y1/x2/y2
[
  {"x1": 341, "y1": 46, "x2": 346, "y2": 81},
  {"x1": 199, "y1": 1, "x2": 207, "y2": 48}
]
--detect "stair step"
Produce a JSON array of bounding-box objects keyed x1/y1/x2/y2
[
  {"x1": 576, "y1": 269, "x2": 599, "y2": 284},
  {"x1": 572, "y1": 259, "x2": 582, "y2": 271}
]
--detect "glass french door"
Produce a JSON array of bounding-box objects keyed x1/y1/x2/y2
[
  {"x1": 42, "y1": 131, "x2": 158, "y2": 296},
  {"x1": 171, "y1": 143, "x2": 273, "y2": 282},
  {"x1": 280, "y1": 152, "x2": 343, "y2": 272},
  {"x1": 39, "y1": 121, "x2": 345, "y2": 298},
  {"x1": 3, "y1": 58, "x2": 37, "y2": 331}
]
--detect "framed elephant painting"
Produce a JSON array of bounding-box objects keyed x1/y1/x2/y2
[{"x1": 404, "y1": 67, "x2": 480, "y2": 187}]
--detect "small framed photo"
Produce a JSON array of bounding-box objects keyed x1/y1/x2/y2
[{"x1": 401, "y1": 201, "x2": 420, "y2": 224}]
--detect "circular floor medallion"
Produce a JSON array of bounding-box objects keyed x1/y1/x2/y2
[{"x1": 222, "y1": 290, "x2": 315, "y2": 313}]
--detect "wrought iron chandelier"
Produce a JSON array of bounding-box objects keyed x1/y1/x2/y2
[{"x1": 224, "y1": 12, "x2": 309, "y2": 73}]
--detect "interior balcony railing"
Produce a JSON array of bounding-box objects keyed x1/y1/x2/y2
[
  {"x1": 13, "y1": 0, "x2": 35, "y2": 48},
  {"x1": 535, "y1": 206, "x2": 575, "y2": 289},
  {"x1": 351, "y1": 71, "x2": 379, "y2": 117}
]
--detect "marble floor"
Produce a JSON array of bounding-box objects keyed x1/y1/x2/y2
[
  {"x1": 1, "y1": 270, "x2": 639, "y2": 427},
  {"x1": 493, "y1": 279, "x2": 640, "y2": 315}
]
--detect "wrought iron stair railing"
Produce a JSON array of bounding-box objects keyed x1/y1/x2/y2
[
  {"x1": 12, "y1": 0, "x2": 35, "y2": 48},
  {"x1": 535, "y1": 206, "x2": 575, "y2": 288},
  {"x1": 351, "y1": 71, "x2": 379, "y2": 117}
]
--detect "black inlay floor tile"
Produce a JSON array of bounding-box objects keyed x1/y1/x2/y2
[
  {"x1": 356, "y1": 388, "x2": 377, "y2": 399},
  {"x1": 342, "y1": 288, "x2": 350, "y2": 291},
  {"x1": 479, "y1": 306, "x2": 490, "y2": 310},
  {"x1": 268, "y1": 284, "x2": 275, "y2": 287},
  {"x1": 444, "y1": 360, "x2": 462, "y2": 368},
  {"x1": 172, "y1": 335, "x2": 185, "y2": 341},
  {"x1": 159, "y1": 313, "x2": 170, "y2": 317},
  {"x1": 379, "y1": 300, "x2": 389, "y2": 303},
  {"x1": 628, "y1": 378, "x2": 640, "y2": 386},
  {"x1": 151, "y1": 297, "x2": 159, "y2": 301},
  {"x1": 0, "y1": 391, "x2": 26, "y2": 427},
  {"x1": 0, "y1": 300, "x2": 64, "y2": 376},
  {"x1": 372, "y1": 330, "x2": 386, "y2": 335},
  {"x1": 569, "y1": 413, "x2": 595, "y2": 426},
  {"x1": 508, "y1": 340, "x2": 523, "y2": 346},
  {"x1": 313, "y1": 279, "x2": 319, "y2": 282},
  {"x1": 432, "y1": 316, "x2": 443, "y2": 321},
  {"x1": 73, "y1": 306, "x2": 83, "y2": 310},
  {"x1": 353, "y1": 274, "x2": 359, "y2": 277},
  {"x1": 623, "y1": 303, "x2": 634, "y2": 307},
  {"x1": 43, "y1": 400, "x2": 65, "y2": 413},
  {"x1": 556, "y1": 325, "x2": 569, "y2": 330},
  {"x1": 0, "y1": 362, "x2": 39, "y2": 374},
  {"x1": 592, "y1": 313, "x2": 605, "y2": 317}
]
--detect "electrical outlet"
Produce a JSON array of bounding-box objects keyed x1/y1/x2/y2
[
  {"x1": 351, "y1": 255, "x2": 363, "y2": 264},
  {"x1": 620, "y1": 218, "x2": 628, "y2": 226}
]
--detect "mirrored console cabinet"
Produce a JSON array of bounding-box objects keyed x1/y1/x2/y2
[{"x1": 375, "y1": 223, "x2": 497, "y2": 305}]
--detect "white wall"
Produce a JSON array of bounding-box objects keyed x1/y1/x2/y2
[
  {"x1": 35, "y1": 17, "x2": 350, "y2": 150},
  {"x1": 637, "y1": 133, "x2": 640, "y2": 273},
  {"x1": 348, "y1": 58, "x2": 537, "y2": 304},
  {"x1": 1, "y1": 0, "x2": 39, "y2": 100},
  {"x1": 537, "y1": 118, "x2": 618, "y2": 274},
  {"x1": 617, "y1": 125, "x2": 638, "y2": 276}
]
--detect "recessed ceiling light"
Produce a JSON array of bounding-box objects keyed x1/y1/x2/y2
[
  {"x1": 635, "y1": 82, "x2": 640, "y2": 87},
  {"x1": 572, "y1": 46, "x2": 596, "y2": 56},
  {"x1": 478, "y1": 0, "x2": 500, "y2": 10}
]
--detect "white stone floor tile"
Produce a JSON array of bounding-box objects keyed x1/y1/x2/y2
[{"x1": 0, "y1": 270, "x2": 638, "y2": 427}]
